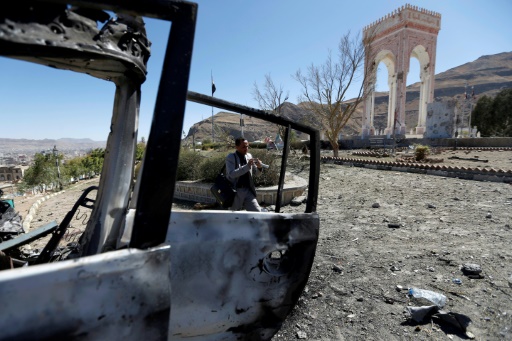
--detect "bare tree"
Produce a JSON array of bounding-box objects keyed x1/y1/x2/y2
[
  {"x1": 294, "y1": 31, "x2": 374, "y2": 157},
  {"x1": 253, "y1": 73, "x2": 289, "y2": 139},
  {"x1": 213, "y1": 124, "x2": 234, "y2": 148}
]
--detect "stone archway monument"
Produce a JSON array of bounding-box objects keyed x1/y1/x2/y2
[{"x1": 361, "y1": 4, "x2": 441, "y2": 137}]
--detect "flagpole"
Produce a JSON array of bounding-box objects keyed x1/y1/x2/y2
[{"x1": 211, "y1": 70, "x2": 214, "y2": 143}]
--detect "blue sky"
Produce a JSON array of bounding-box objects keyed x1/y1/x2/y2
[{"x1": 1, "y1": 0, "x2": 511, "y2": 141}]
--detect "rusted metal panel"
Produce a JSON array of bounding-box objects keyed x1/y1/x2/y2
[
  {"x1": 0, "y1": 246, "x2": 172, "y2": 340},
  {"x1": 167, "y1": 211, "x2": 319, "y2": 340}
]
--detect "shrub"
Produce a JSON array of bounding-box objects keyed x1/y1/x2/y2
[
  {"x1": 414, "y1": 144, "x2": 430, "y2": 161},
  {"x1": 198, "y1": 149, "x2": 280, "y2": 187},
  {"x1": 177, "y1": 148, "x2": 280, "y2": 187},
  {"x1": 291, "y1": 140, "x2": 308, "y2": 151},
  {"x1": 249, "y1": 149, "x2": 280, "y2": 187},
  {"x1": 249, "y1": 142, "x2": 267, "y2": 149},
  {"x1": 201, "y1": 142, "x2": 226, "y2": 151},
  {"x1": 177, "y1": 149, "x2": 203, "y2": 180},
  {"x1": 199, "y1": 152, "x2": 227, "y2": 182}
]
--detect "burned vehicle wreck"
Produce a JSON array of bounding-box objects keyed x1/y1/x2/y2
[{"x1": 0, "y1": 1, "x2": 320, "y2": 340}]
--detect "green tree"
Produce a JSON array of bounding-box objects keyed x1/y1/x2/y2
[
  {"x1": 82, "y1": 148, "x2": 105, "y2": 176},
  {"x1": 492, "y1": 88, "x2": 512, "y2": 136},
  {"x1": 471, "y1": 95, "x2": 493, "y2": 136},
  {"x1": 21, "y1": 153, "x2": 59, "y2": 191},
  {"x1": 64, "y1": 157, "x2": 87, "y2": 180},
  {"x1": 135, "y1": 141, "x2": 146, "y2": 162},
  {"x1": 472, "y1": 89, "x2": 512, "y2": 137}
]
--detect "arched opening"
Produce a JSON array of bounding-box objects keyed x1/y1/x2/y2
[
  {"x1": 409, "y1": 45, "x2": 431, "y2": 135},
  {"x1": 374, "y1": 62, "x2": 390, "y2": 135},
  {"x1": 367, "y1": 50, "x2": 396, "y2": 136}
]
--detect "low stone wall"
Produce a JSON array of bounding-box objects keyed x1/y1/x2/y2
[
  {"x1": 174, "y1": 175, "x2": 308, "y2": 205},
  {"x1": 341, "y1": 137, "x2": 512, "y2": 150},
  {"x1": 322, "y1": 156, "x2": 512, "y2": 183}
]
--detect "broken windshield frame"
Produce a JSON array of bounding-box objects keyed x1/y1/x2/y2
[
  {"x1": 1, "y1": 0, "x2": 319, "y2": 251},
  {"x1": 0, "y1": 1, "x2": 321, "y2": 339},
  {"x1": 186, "y1": 91, "x2": 320, "y2": 213}
]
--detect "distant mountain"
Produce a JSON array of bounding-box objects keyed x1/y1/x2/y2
[
  {"x1": 0, "y1": 138, "x2": 106, "y2": 154},
  {"x1": 185, "y1": 52, "x2": 512, "y2": 140}
]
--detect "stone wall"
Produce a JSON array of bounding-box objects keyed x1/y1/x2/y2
[
  {"x1": 341, "y1": 136, "x2": 512, "y2": 149},
  {"x1": 322, "y1": 156, "x2": 512, "y2": 184},
  {"x1": 425, "y1": 100, "x2": 456, "y2": 138},
  {"x1": 0, "y1": 166, "x2": 25, "y2": 182},
  {"x1": 174, "y1": 176, "x2": 308, "y2": 206}
]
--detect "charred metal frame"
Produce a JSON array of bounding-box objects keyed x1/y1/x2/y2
[
  {"x1": 1, "y1": 1, "x2": 321, "y2": 339},
  {"x1": 35, "y1": 186, "x2": 97, "y2": 264},
  {"x1": 186, "y1": 92, "x2": 320, "y2": 213},
  {"x1": 1, "y1": 0, "x2": 320, "y2": 255}
]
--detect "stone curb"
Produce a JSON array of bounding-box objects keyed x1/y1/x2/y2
[
  {"x1": 20, "y1": 178, "x2": 99, "y2": 233},
  {"x1": 22, "y1": 190, "x2": 66, "y2": 232},
  {"x1": 321, "y1": 156, "x2": 512, "y2": 184}
]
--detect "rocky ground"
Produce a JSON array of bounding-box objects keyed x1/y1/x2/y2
[
  {"x1": 9, "y1": 148, "x2": 512, "y2": 340},
  {"x1": 274, "y1": 153, "x2": 512, "y2": 341}
]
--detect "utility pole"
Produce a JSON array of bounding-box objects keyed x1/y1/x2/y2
[
  {"x1": 468, "y1": 85, "x2": 475, "y2": 136},
  {"x1": 240, "y1": 114, "x2": 244, "y2": 136},
  {"x1": 52, "y1": 145, "x2": 62, "y2": 191}
]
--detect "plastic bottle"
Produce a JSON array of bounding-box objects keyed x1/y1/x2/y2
[{"x1": 408, "y1": 288, "x2": 447, "y2": 307}]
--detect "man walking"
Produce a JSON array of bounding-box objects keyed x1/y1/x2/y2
[{"x1": 225, "y1": 137, "x2": 263, "y2": 212}]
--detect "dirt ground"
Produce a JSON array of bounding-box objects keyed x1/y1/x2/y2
[
  {"x1": 273, "y1": 148, "x2": 512, "y2": 341},
  {"x1": 10, "y1": 148, "x2": 512, "y2": 340}
]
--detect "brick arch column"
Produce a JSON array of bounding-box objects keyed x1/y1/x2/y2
[
  {"x1": 412, "y1": 45, "x2": 435, "y2": 134},
  {"x1": 362, "y1": 4, "x2": 441, "y2": 138}
]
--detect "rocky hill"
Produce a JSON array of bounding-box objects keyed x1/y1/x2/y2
[
  {"x1": 185, "y1": 102, "x2": 316, "y2": 143},
  {"x1": 185, "y1": 52, "x2": 512, "y2": 141}
]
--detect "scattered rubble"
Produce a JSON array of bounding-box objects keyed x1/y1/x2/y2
[
  {"x1": 274, "y1": 152, "x2": 512, "y2": 340},
  {"x1": 8, "y1": 150, "x2": 512, "y2": 340}
]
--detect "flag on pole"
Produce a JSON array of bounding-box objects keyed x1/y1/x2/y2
[{"x1": 211, "y1": 71, "x2": 215, "y2": 142}]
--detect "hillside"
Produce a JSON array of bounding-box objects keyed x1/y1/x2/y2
[{"x1": 185, "y1": 52, "x2": 512, "y2": 141}]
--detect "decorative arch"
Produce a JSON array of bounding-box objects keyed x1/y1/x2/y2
[{"x1": 362, "y1": 4, "x2": 441, "y2": 137}]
